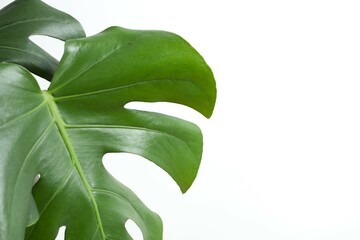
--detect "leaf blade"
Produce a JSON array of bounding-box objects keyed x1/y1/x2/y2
[{"x1": 49, "y1": 26, "x2": 216, "y2": 118}]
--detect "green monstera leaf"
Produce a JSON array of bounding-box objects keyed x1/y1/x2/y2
[
  {"x1": 0, "y1": 0, "x2": 85, "y2": 81},
  {"x1": 0, "y1": 27, "x2": 216, "y2": 239}
]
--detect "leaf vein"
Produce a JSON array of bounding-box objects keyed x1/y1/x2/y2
[
  {"x1": 0, "y1": 46, "x2": 47, "y2": 60},
  {"x1": 26, "y1": 169, "x2": 74, "y2": 238},
  {"x1": 0, "y1": 18, "x2": 68, "y2": 31},
  {"x1": 39, "y1": 170, "x2": 74, "y2": 217},
  {"x1": 66, "y1": 124, "x2": 197, "y2": 157},
  {"x1": 50, "y1": 46, "x2": 123, "y2": 93},
  {"x1": 92, "y1": 188, "x2": 144, "y2": 231},
  {"x1": 0, "y1": 101, "x2": 46, "y2": 129},
  {"x1": 89, "y1": 227, "x2": 100, "y2": 240},
  {"x1": 53, "y1": 79, "x2": 199, "y2": 101}
]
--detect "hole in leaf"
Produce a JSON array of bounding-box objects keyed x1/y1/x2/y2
[
  {"x1": 125, "y1": 101, "x2": 204, "y2": 123},
  {"x1": 55, "y1": 226, "x2": 66, "y2": 240},
  {"x1": 103, "y1": 152, "x2": 178, "y2": 199},
  {"x1": 33, "y1": 74, "x2": 50, "y2": 90},
  {"x1": 125, "y1": 219, "x2": 143, "y2": 240},
  {"x1": 29, "y1": 35, "x2": 64, "y2": 61},
  {"x1": 33, "y1": 174, "x2": 41, "y2": 186}
]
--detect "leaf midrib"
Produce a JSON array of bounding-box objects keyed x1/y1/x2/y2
[{"x1": 42, "y1": 91, "x2": 106, "y2": 240}]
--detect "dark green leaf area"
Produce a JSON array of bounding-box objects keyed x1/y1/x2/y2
[{"x1": 0, "y1": 0, "x2": 85, "y2": 80}]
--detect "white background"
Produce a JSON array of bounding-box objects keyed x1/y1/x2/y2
[{"x1": 2, "y1": 0, "x2": 360, "y2": 239}]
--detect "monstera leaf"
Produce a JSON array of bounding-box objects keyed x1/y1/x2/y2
[
  {"x1": 0, "y1": 27, "x2": 216, "y2": 239},
  {"x1": 0, "y1": 0, "x2": 85, "y2": 81}
]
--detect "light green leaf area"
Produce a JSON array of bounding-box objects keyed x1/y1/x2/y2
[
  {"x1": 0, "y1": 0, "x2": 85, "y2": 81},
  {"x1": 0, "y1": 27, "x2": 216, "y2": 239}
]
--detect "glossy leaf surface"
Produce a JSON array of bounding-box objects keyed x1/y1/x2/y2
[
  {"x1": 0, "y1": 0, "x2": 85, "y2": 81},
  {"x1": 0, "y1": 27, "x2": 216, "y2": 239}
]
